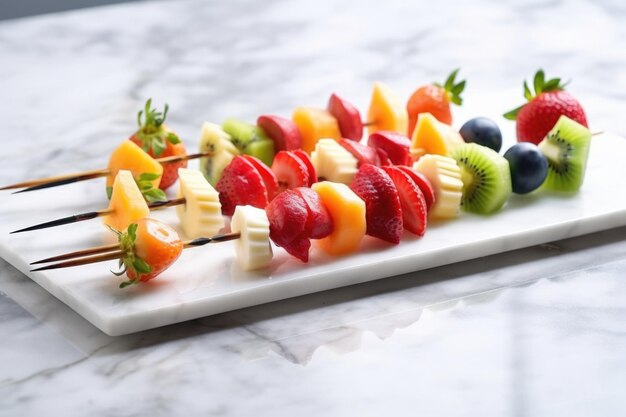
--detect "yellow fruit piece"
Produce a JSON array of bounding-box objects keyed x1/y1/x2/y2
[
  {"x1": 413, "y1": 155, "x2": 463, "y2": 220},
  {"x1": 410, "y1": 112, "x2": 464, "y2": 156},
  {"x1": 231, "y1": 205, "x2": 273, "y2": 271},
  {"x1": 176, "y1": 168, "x2": 224, "y2": 239},
  {"x1": 106, "y1": 141, "x2": 163, "y2": 189},
  {"x1": 310, "y1": 138, "x2": 358, "y2": 184},
  {"x1": 311, "y1": 181, "x2": 366, "y2": 255},
  {"x1": 367, "y1": 82, "x2": 408, "y2": 136},
  {"x1": 103, "y1": 170, "x2": 150, "y2": 231},
  {"x1": 292, "y1": 107, "x2": 341, "y2": 153}
]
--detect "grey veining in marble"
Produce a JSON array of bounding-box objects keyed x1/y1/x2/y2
[{"x1": 1, "y1": 0, "x2": 626, "y2": 415}]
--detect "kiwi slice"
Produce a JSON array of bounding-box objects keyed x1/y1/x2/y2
[
  {"x1": 222, "y1": 119, "x2": 275, "y2": 166},
  {"x1": 450, "y1": 143, "x2": 512, "y2": 214},
  {"x1": 538, "y1": 115, "x2": 591, "y2": 192}
]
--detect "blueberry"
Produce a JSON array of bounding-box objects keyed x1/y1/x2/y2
[
  {"x1": 504, "y1": 142, "x2": 548, "y2": 194},
  {"x1": 459, "y1": 117, "x2": 502, "y2": 152}
]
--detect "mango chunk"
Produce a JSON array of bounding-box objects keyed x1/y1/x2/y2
[
  {"x1": 367, "y1": 82, "x2": 408, "y2": 136},
  {"x1": 311, "y1": 181, "x2": 366, "y2": 255},
  {"x1": 107, "y1": 141, "x2": 163, "y2": 190},
  {"x1": 292, "y1": 107, "x2": 341, "y2": 153},
  {"x1": 103, "y1": 170, "x2": 150, "y2": 231},
  {"x1": 410, "y1": 112, "x2": 464, "y2": 156}
]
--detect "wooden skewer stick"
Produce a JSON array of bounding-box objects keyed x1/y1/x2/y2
[
  {"x1": 1, "y1": 152, "x2": 212, "y2": 192},
  {"x1": 29, "y1": 232, "x2": 241, "y2": 272},
  {"x1": 11, "y1": 197, "x2": 187, "y2": 234}
]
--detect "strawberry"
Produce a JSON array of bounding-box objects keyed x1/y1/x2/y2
[
  {"x1": 266, "y1": 190, "x2": 311, "y2": 262},
  {"x1": 327, "y1": 93, "x2": 364, "y2": 140},
  {"x1": 406, "y1": 69, "x2": 465, "y2": 135},
  {"x1": 257, "y1": 115, "x2": 302, "y2": 151},
  {"x1": 111, "y1": 218, "x2": 183, "y2": 288},
  {"x1": 242, "y1": 155, "x2": 279, "y2": 201},
  {"x1": 504, "y1": 69, "x2": 588, "y2": 144},
  {"x1": 349, "y1": 164, "x2": 403, "y2": 244},
  {"x1": 271, "y1": 151, "x2": 310, "y2": 191},
  {"x1": 292, "y1": 150, "x2": 317, "y2": 186},
  {"x1": 294, "y1": 187, "x2": 333, "y2": 239},
  {"x1": 130, "y1": 99, "x2": 187, "y2": 190},
  {"x1": 338, "y1": 138, "x2": 381, "y2": 167},
  {"x1": 382, "y1": 166, "x2": 427, "y2": 236},
  {"x1": 396, "y1": 166, "x2": 435, "y2": 212},
  {"x1": 217, "y1": 156, "x2": 268, "y2": 216},
  {"x1": 368, "y1": 131, "x2": 412, "y2": 166}
]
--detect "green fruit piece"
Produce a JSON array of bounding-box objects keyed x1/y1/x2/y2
[
  {"x1": 538, "y1": 115, "x2": 591, "y2": 192},
  {"x1": 222, "y1": 118, "x2": 276, "y2": 166},
  {"x1": 198, "y1": 122, "x2": 240, "y2": 186},
  {"x1": 451, "y1": 143, "x2": 512, "y2": 214}
]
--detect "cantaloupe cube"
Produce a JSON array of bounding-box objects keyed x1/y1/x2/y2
[
  {"x1": 367, "y1": 82, "x2": 408, "y2": 136},
  {"x1": 106, "y1": 141, "x2": 163, "y2": 190},
  {"x1": 410, "y1": 112, "x2": 464, "y2": 156},
  {"x1": 292, "y1": 107, "x2": 341, "y2": 153},
  {"x1": 311, "y1": 181, "x2": 366, "y2": 255},
  {"x1": 103, "y1": 170, "x2": 150, "y2": 231}
]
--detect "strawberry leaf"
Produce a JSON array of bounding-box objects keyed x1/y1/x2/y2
[
  {"x1": 534, "y1": 69, "x2": 545, "y2": 95},
  {"x1": 119, "y1": 279, "x2": 139, "y2": 289},
  {"x1": 523, "y1": 81, "x2": 533, "y2": 101},
  {"x1": 132, "y1": 258, "x2": 152, "y2": 274},
  {"x1": 503, "y1": 105, "x2": 524, "y2": 120},
  {"x1": 439, "y1": 68, "x2": 465, "y2": 107},
  {"x1": 106, "y1": 186, "x2": 113, "y2": 200},
  {"x1": 167, "y1": 132, "x2": 181, "y2": 145},
  {"x1": 139, "y1": 172, "x2": 161, "y2": 182}
]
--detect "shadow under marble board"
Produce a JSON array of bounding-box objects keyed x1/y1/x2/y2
[{"x1": 0, "y1": 133, "x2": 624, "y2": 336}]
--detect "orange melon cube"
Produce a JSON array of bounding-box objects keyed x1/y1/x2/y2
[
  {"x1": 103, "y1": 170, "x2": 150, "y2": 231},
  {"x1": 311, "y1": 181, "x2": 366, "y2": 256},
  {"x1": 410, "y1": 112, "x2": 464, "y2": 156},
  {"x1": 292, "y1": 107, "x2": 341, "y2": 153},
  {"x1": 106, "y1": 141, "x2": 163, "y2": 190},
  {"x1": 367, "y1": 82, "x2": 408, "y2": 136}
]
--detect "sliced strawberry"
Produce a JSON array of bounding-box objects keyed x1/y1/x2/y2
[
  {"x1": 257, "y1": 115, "x2": 302, "y2": 151},
  {"x1": 368, "y1": 131, "x2": 411, "y2": 166},
  {"x1": 338, "y1": 138, "x2": 381, "y2": 167},
  {"x1": 375, "y1": 147, "x2": 391, "y2": 166},
  {"x1": 271, "y1": 151, "x2": 310, "y2": 191},
  {"x1": 216, "y1": 156, "x2": 268, "y2": 216},
  {"x1": 242, "y1": 155, "x2": 279, "y2": 201},
  {"x1": 396, "y1": 166, "x2": 435, "y2": 212},
  {"x1": 382, "y1": 166, "x2": 427, "y2": 236},
  {"x1": 292, "y1": 149, "x2": 317, "y2": 186},
  {"x1": 327, "y1": 93, "x2": 364, "y2": 140},
  {"x1": 349, "y1": 164, "x2": 403, "y2": 244},
  {"x1": 266, "y1": 190, "x2": 311, "y2": 262},
  {"x1": 294, "y1": 187, "x2": 333, "y2": 239}
]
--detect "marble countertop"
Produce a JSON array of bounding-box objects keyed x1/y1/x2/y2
[{"x1": 1, "y1": 0, "x2": 626, "y2": 415}]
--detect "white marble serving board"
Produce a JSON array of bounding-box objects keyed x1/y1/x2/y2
[{"x1": 0, "y1": 133, "x2": 623, "y2": 336}]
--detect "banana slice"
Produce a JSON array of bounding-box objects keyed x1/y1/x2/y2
[
  {"x1": 414, "y1": 155, "x2": 463, "y2": 220},
  {"x1": 198, "y1": 122, "x2": 240, "y2": 186},
  {"x1": 311, "y1": 138, "x2": 358, "y2": 184},
  {"x1": 230, "y1": 205, "x2": 273, "y2": 271},
  {"x1": 176, "y1": 168, "x2": 224, "y2": 239}
]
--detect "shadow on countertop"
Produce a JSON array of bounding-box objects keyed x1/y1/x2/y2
[{"x1": 0, "y1": 0, "x2": 144, "y2": 21}]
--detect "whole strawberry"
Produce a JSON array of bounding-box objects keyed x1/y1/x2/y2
[
  {"x1": 504, "y1": 70, "x2": 588, "y2": 144},
  {"x1": 130, "y1": 99, "x2": 187, "y2": 190},
  {"x1": 406, "y1": 69, "x2": 466, "y2": 135}
]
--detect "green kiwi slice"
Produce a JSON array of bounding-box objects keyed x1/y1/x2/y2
[
  {"x1": 450, "y1": 143, "x2": 512, "y2": 214},
  {"x1": 222, "y1": 119, "x2": 275, "y2": 166},
  {"x1": 538, "y1": 115, "x2": 591, "y2": 192}
]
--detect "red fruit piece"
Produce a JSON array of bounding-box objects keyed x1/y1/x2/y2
[
  {"x1": 375, "y1": 148, "x2": 391, "y2": 166},
  {"x1": 242, "y1": 155, "x2": 279, "y2": 201},
  {"x1": 368, "y1": 131, "x2": 411, "y2": 166},
  {"x1": 271, "y1": 151, "x2": 310, "y2": 191},
  {"x1": 349, "y1": 164, "x2": 403, "y2": 244},
  {"x1": 338, "y1": 138, "x2": 381, "y2": 167},
  {"x1": 130, "y1": 99, "x2": 187, "y2": 191},
  {"x1": 504, "y1": 70, "x2": 588, "y2": 144},
  {"x1": 294, "y1": 187, "x2": 333, "y2": 239},
  {"x1": 266, "y1": 190, "x2": 311, "y2": 262},
  {"x1": 292, "y1": 149, "x2": 317, "y2": 186},
  {"x1": 257, "y1": 115, "x2": 302, "y2": 151},
  {"x1": 382, "y1": 166, "x2": 427, "y2": 236},
  {"x1": 216, "y1": 156, "x2": 268, "y2": 216},
  {"x1": 327, "y1": 93, "x2": 364, "y2": 140},
  {"x1": 396, "y1": 166, "x2": 435, "y2": 212}
]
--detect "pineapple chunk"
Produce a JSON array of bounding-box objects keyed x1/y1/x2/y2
[{"x1": 176, "y1": 168, "x2": 224, "y2": 238}]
